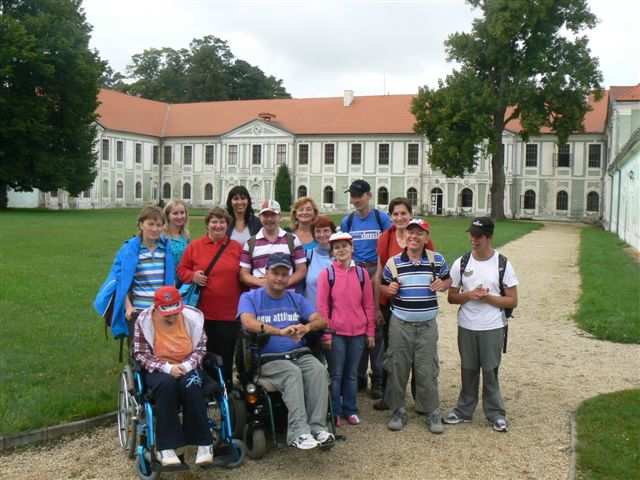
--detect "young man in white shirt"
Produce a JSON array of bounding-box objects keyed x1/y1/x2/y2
[{"x1": 445, "y1": 217, "x2": 518, "y2": 432}]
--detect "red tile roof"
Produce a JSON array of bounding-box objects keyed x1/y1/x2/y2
[{"x1": 609, "y1": 84, "x2": 640, "y2": 102}]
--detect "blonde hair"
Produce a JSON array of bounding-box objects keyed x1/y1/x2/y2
[
  {"x1": 291, "y1": 197, "x2": 319, "y2": 230},
  {"x1": 163, "y1": 199, "x2": 190, "y2": 238}
]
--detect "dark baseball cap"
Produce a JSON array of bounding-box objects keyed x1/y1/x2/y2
[
  {"x1": 466, "y1": 217, "x2": 494, "y2": 236},
  {"x1": 345, "y1": 179, "x2": 371, "y2": 196},
  {"x1": 266, "y1": 252, "x2": 293, "y2": 270}
]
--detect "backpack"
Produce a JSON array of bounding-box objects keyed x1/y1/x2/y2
[
  {"x1": 385, "y1": 249, "x2": 438, "y2": 282},
  {"x1": 326, "y1": 264, "x2": 366, "y2": 319},
  {"x1": 345, "y1": 209, "x2": 385, "y2": 233},
  {"x1": 459, "y1": 252, "x2": 513, "y2": 353}
]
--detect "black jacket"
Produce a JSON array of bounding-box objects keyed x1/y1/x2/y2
[{"x1": 226, "y1": 213, "x2": 262, "y2": 237}]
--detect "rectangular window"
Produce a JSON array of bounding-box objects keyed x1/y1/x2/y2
[
  {"x1": 228, "y1": 145, "x2": 238, "y2": 165},
  {"x1": 298, "y1": 144, "x2": 309, "y2": 165},
  {"x1": 153, "y1": 146, "x2": 159, "y2": 165},
  {"x1": 324, "y1": 144, "x2": 335, "y2": 165},
  {"x1": 276, "y1": 144, "x2": 286, "y2": 165},
  {"x1": 525, "y1": 144, "x2": 538, "y2": 168},
  {"x1": 135, "y1": 143, "x2": 142, "y2": 164},
  {"x1": 205, "y1": 145, "x2": 214, "y2": 165},
  {"x1": 557, "y1": 144, "x2": 570, "y2": 168},
  {"x1": 116, "y1": 141, "x2": 124, "y2": 162},
  {"x1": 101, "y1": 139, "x2": 109, "y2": 161},
  {"x1": 163, "y1": 145, "x2": 172, "y2": 165},
  {"x1": 378, "y1": 143, "x2": 389, "y2": 165},
  {"x1": 183, "y1": 145, "x2": 192, "y2": 166},
  {"x1": 588, "y1": 144, "x2": 601, "y2": 168},
  {"x1": 252, "y1": 144, "x2": 262, "y2": 165},
  {"x1": 351, "y1": 144, "x2": 362, "y2": 165},
  {"x1": 407, "y1": 143, "x2": 419, "y2": 166}
]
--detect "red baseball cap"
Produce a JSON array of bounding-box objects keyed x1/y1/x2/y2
[
  {"x1": 153, "y1": 286, "x2": 184, "y2": 316},
  {"x1": 407, "y1": 218, "x2": 431, "y2": 233}
]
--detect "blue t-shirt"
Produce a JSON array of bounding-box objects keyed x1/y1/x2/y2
[
  {"x1": 340, "y1": 209, "x2": 392, "y2": 263},
  {"x1": 237, "y1": 288, "x2": 316, "y2": 354},
  {"x1": 166, "y1": 234, "x2": 189, "y2": 281},
  {"x1": 304, "y1": 246, "x2": 332, "y2": 310}
]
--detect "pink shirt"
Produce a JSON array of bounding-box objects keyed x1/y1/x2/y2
[{"x1": 316, "y1": 260, "x2": 376, "y2": 338}]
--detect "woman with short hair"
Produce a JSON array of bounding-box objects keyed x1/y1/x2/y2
[
  {"x1": 303, "y1": 215, "x2": 336, "y2": 310},
  {"x1": 225, "y1": 186, "x2": 262, "y2": 246},
  {"x1": 291, "y1": 197, "x2": 319, "y2": 251},
  {"x1": 178, "y1": 207, "x2": 243, "y2": 385}
]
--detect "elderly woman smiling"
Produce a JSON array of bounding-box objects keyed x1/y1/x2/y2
[{"x1": 178, "y1": 207, "x2": 243, "y2": 385}]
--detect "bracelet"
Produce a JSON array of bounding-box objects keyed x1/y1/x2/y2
[{"x1": 260, "y1": 322, "x2": 265, "y2": 334}]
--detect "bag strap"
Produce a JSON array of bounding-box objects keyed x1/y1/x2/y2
[
  {"x1": 285, "y1": 232, "x2": 295, "y2": 256},
  {"x1": 459, "y1": 252, "x2": 472, "y2": 288},
  {"x1": 346, "y1": 212, "x2": 354, "y2": 232},
  {"x1": 247, "y1": 236, "x2": 257, "y2": 258},
  {"x1": 498, "y1": 253, "x2": 507, "y2": 294},
  {"x1": 425, "y1": 248, "x2": 438, "y2": 281},
  {"x1": 204, "y1": 239, "x2": 229, "y2": 276},
  {"x1": 327, "y1": 265, "x2": 336, "y2": 320},
  {"x1": 373, "y1": 208, "x2": 384, "y2": 231}
]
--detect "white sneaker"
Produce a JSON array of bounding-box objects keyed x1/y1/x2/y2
[
  {"x1": 158, "y1": 449, "x2": 181, "y2": 467},
  {"x1": 313, "y1": 430, "x2": 335, "y2": 446},
  {"x1": 289, "y1": 433, "x2": 319, "y2": 450},
  {"x1": 195, "y1": 445, "x2": 214, "y2": 465}
]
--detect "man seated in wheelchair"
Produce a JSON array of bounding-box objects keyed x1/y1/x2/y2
[
  {"x1": 238, "y1": 252, "x2": 335, "y2": 450},
  {"x1": 133, "y1": 285, "x2": 214, "y2": 467}
]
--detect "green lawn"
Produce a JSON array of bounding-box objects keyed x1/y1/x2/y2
[
  {"x1": 574, "y1": 226, "x2": 640, "y2": 479},
  {"x1": 0, "y1": 208, "x2": 539, "y2": 435}
]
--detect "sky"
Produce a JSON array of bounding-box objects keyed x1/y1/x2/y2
[{"x1": 83, "y1": 0, "x2": 640, "y2": 99}]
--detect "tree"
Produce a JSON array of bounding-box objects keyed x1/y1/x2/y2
[
  {"x1": 100, "y1": 63, "x2": 127, "y2": 91},
  {"x1": 0, "y1": 0, "x2": 102, "y2": 208},
  {"x1": 274, "y1": 164, "x2": 292, "y2": 213},
  {"x1": 412, "y1": 0, "x2": 602, "y2": 219}
]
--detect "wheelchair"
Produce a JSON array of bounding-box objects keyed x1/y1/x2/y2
[
  {"x1": 230, "y1": 330, "x2": 337, "y2": 459},
  {"x1": 117, "y1": 349, "x2": 246, "y2": 479}
]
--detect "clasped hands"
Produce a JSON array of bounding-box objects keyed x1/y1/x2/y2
[{"x1": 279, "y1": 323, "x2": 310, "y2": 342}]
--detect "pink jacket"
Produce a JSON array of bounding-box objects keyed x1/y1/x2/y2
[{"x1": 316, "y1": 260, "x2": 376, "y2": 338}]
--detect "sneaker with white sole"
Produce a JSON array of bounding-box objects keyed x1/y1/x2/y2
[
  {"x1": 195, "y1": 445, "x2": 214, "y2": 465},
  {"x1": 312, "y1": 430, "x2": 335, "y2": 446},
  {"x1": 492, "y1": 417, "x2": 509, "y2": 432},
  {"x1": 443, "y1": 410, "x2": 472, "y2": 425},
  {"x1": 157, "y1": 449, "x2": 181, "y2": 467},
  {"x1": 289, "y1": 433, "x2": 319, "y2": 450},
  {"x1": 387, "y1": 407, "x2": 408, "y2": 431},
  {"x1": 428, "y1": 412, "x2": 444, "y2": 434}
]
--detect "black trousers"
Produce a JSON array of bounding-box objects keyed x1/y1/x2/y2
[
  {"x1": 144, "y1": 370, "x2": 211, "y2": 450},
  {"x1": 204, "y1": 320, "x2": 241, "y2": 385}
]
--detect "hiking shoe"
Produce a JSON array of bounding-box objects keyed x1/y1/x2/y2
[
  {"x1": 195, "y1": 445, "x2": 213, "y2": 465},
  {"x1": 158, "y1": 449, "x2": 181, "y2": 467},
  {"x1": 289, "y1": 433, "x2": 319, "y2": 450},
  {"x1": 492, "y1": 417, "x2": 509, "y2": 432},
  {"x1": 427, "y1": 413, "x2": 444, "y2": 434},
  {"x1": 387, "y1": 408, "x2": 408, "y2": 431},
  {"x1": 346, "y1": 414, "x2": 361, "y2": 425},
  {"x1": 443, "y1": 410, "x2": 471, "y2": 425},
  {"x1": 313, "y1": 430, "x2": 335, "y2": 446},
  {"x1": 373, "y1": 399, "x2": 389, "y2": 411}
]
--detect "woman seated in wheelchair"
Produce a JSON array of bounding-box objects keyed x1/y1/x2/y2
[
  {"x1": 133, "y1": 285, "x2": 213, "y2": 467},
  {"x1": 237, "y1": 253, "x2": 335, "y2": 450}
]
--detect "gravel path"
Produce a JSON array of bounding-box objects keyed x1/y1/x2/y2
[{"x1": 2, "y1": 223, "x2": 638, "y2": 480}]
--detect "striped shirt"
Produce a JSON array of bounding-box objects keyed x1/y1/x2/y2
[
  {"x1": 240, "y1": 228, "x2": 306, "y2": 278},
  {"x1": 382, "y1": 249, "x2": 450, "y2": 322},
  {"x1": 131, "y1": 243, "x2": 166, "y2": 310}
]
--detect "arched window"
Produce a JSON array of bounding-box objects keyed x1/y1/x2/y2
[
  {"x1": 586, "y1": 191, "x2": 599, "y2": 212},
  {"x1": 323, "y1": 186, "x2": 334, "y2": 204},
  {"x1": 297, "y1": 185, "x2": 307, "y2": 198},
  {"x1": 204, "y1": 183, "x2": 213, "y2": 201},
  {"x1": 524, "y1": 190, "x2": 536, "y2": 210},
  {"x1": 461, "y1": 188, "x2": 473, "y2": 208},
  {"x1": 116, "y1": 180, "x2": 124, "y2": 199},
  {"x1": 182, "y1": 182, "x2": 191, "y2": 200},
  {"x1": 102, "y1": 179, "x2": 109, "y2": 197},
  {"x1": 556, "y1": 191, "x2": 568, "y2": 211},
  {"x1": 407, "y1": 188, "x2": 418, "y2": 207},
  {"x1": 135, "y1": 182, "x2": 142, "y2": 199},
  {"x1": 377, "y1": 187, "x2": 389, "y2": 205},
  {"x1": 163, "y1": 182, "x2": 171, "y2": 199}
]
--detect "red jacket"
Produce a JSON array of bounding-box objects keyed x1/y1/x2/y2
[{"x1": 178, "y1": 235, "x2": 242, "y2": 322}]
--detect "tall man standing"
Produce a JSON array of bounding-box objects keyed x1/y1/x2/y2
[
  {"x1": 340, "y1": 180, "x2": 392, "y2": 398},
  {"x1": 445, "y1": 217, "x2": 518, "y2": 432}
]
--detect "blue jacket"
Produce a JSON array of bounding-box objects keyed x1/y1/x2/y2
[{"x1": 94, "y1": 235, "x2": 175, "y2": 339}]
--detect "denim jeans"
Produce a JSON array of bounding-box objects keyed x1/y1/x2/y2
[{"x1": 328, "y1": 335, "x2": 366, "y2": 417}]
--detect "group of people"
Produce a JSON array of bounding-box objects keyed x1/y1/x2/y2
[{"x1": 94, "y1": 180, "x2": 518, "y2": 465}]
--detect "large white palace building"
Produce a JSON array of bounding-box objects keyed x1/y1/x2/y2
[{"x1": 8, "y1": 86, "x2": 639, "y2": 234}]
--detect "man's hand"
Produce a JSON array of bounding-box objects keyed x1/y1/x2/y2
[
  {"x1": 193, "y1": 270, "x2": 207, "y2": 287},
  {"x1": 125, "y1": 306, "x2": 136, "y2": 321},
  {"x1": 431, "y1": 278, "x2": 447, "y2": 292},
  {"x1": 387, "y1": 281, "x2": 400, "y2": 296},
  {"x1": 169, "y1": 365, "x2": 185, "y2": 378},
  {"x1": 282, "y1": 323, "x2": 310, "y2": 342},
  {"x1": 467, "y1": 286, "x2": 489, "y2": 301}
]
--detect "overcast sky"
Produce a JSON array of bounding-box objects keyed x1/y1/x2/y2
[{"x1": 84, "y1": 0, "x2": 640, "y2": 98}]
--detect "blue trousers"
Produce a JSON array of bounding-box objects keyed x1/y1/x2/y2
[{"x1": 327, "y1": 335, "x2": 366, "y2": 417}]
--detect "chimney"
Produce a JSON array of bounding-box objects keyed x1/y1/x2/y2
[
  {"x1": 258, "y1": 112, "x2": 275, "y2": 121},
  {"x1": 343, "y1": 90, "x2": 354, "y2": 107}
]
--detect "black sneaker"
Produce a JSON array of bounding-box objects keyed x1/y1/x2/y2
[
  {"x1": 492, "y1": 417, "x2": 508, "y2": 432},
  {"x1": 443, "y1": 410, "x2": 472, "y2": 425}
]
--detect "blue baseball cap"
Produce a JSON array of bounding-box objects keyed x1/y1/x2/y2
[{"x1": 266, "y1": 252, "x2": 292, "y2": 270}]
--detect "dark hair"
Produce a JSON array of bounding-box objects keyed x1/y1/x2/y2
[
  {"x1": 225, "y1": 185, "x2": 254, "y2": 224},
  {"x1": 205, "y1": 207, "x2": 232, "y2": 227},
  {"x1": 388, "y1": 197, "x2": 412, "y2": 215}
]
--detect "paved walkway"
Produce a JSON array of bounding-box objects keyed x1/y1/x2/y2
[{"x1": 2, "y1": 223, "x2": 639, "y2": 479}]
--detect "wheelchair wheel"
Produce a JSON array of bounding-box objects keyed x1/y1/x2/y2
[
  {"x1": 135, "y1": 454, "x2": 158, "y2": 480},
  {"x1": 117, "y1": 367, "x2": 137, "y2": 459},
  {"x1": 230, "y1": 392, "x2": 246, "y2": 439},
  {"x1": 223, "y1": 438, "x2": 246, "y2": 469},
  {"x1": 243, "y1": 425, "x2": 267, "y2": 460}
]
